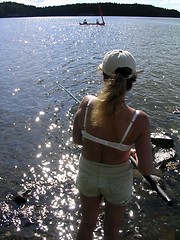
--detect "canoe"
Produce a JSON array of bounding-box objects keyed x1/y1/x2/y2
[{"x1": 79, "y1": 6, "x2": 105, "y2": 26}]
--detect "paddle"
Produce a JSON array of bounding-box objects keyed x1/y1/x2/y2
[{"x1": 58, "y1": 83, "x2": 173, "y2": 206}]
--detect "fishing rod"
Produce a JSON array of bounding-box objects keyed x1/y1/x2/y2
[
  {"x1": 130, "y1": 156, "x2": 173, "y2": 206},
  {"x1": 58, "y1": 83, "x2": 80, "y2": 104},
  {"x1": 58, "y1": 83, "x2": 173, "y2": 206}
]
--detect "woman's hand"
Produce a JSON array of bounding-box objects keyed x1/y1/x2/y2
[{"x1": 130, "y1": 148, "x2": 138, "y2": 162}]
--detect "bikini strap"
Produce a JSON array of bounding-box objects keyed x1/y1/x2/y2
[
  {"x1": 120, "y1": 110, "x2": 140, "y2": 143},
  {"x1": 83, "y1": 97, "x2": 94, "y2": 130}
]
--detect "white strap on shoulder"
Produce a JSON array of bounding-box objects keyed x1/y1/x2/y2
[
  {"x1": 83, "y1": 97, "x2": 94, "y2": 130},
  {"x1": 120, "y1": 110, "x2": 140, "y2": 143}
]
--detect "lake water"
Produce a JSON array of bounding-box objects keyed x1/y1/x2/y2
[{"x1": 0, "y1": 16, "x2": 179, "y2": 240}]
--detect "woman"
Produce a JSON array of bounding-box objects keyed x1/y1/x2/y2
[{"x1": 73, "y1": 49, "x2": 153, "y2": 240}]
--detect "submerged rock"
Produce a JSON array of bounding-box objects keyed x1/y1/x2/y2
[
  {"x1": 150, "y1": 132, "x2": 178, "y2": 171},
  {"x1": 153, "y1": 148, "x2": 177, "y2": 170},
  {"x1": 151, "y1": 133, "x2": 174, "y2": 148},
  {"x1": 13, "y1": 189, "x2": 31, "y2": 205}
]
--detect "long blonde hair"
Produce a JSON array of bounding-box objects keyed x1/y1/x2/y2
[{"x1": 91, "y1": 67, "x2": 136, "y2": 126}]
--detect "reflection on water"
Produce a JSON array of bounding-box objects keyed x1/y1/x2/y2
[
  {"x1": 0, "y1": 17, "x2": 179, "y2": 239},
  {"x1": 0, "y1": 103, "x2": 179, "y2": 239}
]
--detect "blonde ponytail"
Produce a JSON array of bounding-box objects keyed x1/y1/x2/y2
[
  {"x1": 91, "y1": 73, "x2": 126, "y2": 126},
  {"x1": 91, "y1": 67, "x2": 137, "y2": 126}
]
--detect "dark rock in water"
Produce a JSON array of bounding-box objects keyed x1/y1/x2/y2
[
  {"x1": 172, "y1": 108, "x2": 180, "y2": 114},
  {"x1": 153, "y1": 148, "x2": 176, "y2": 163},
  {"x1": 153, "y1": 148, "x2": 177, "y2": 170},
  {"x1": 142, "y1": 131, "x2": 178, "y2": 193},
  {"x1": 22, "y1": 217, "x2": 35, "y2": 227},
  {"x1": 13, "y1": 189, "x2": 31, "y2": 205},
  {"x1": 151, "y1": 133, "x2": 174, "y2": 148},
  {"x1": 153, "y1": 148, "x2": 176, "y2": 171},
  {"x1": 151, "y1": 132, "x2": 177, "y2": 171},
  {"x1": 165, "y1": 161, "x2": 179, "y2": 171}
]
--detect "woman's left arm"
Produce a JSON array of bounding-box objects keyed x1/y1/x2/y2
[
  {"x1": 73, "y1": 95, "x2": 94, "y2": 145},
  {"x1": 73, "y1": 107, "x2": 83, "y2": 145}
]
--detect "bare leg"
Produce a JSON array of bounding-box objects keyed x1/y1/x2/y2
[
  {"x1": 103, "y1": 201, "x2": 126, "y2": 240},
  {"x1": 76, "y1": 193, "x2": 102, "y2": 240}
]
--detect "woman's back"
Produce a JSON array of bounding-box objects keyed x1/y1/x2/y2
[{"x1": 78, "y1": 96, "x2": 145, "y2": 164}]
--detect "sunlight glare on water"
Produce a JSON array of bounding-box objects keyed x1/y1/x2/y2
[{"x1": 0, "y1": 16, "x2": 179, "y2": 240}]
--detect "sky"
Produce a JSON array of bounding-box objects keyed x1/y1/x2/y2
[{"x1": 0, "y1": 0, "x2": 180, "y2": 11}]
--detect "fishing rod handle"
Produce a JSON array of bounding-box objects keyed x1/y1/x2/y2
[
  {"x1": 130, "y1": 156, "x2": 173, "y2": 206},
  {"x1": 144, "y1": 175, "x2": 173, "y2": 206}
]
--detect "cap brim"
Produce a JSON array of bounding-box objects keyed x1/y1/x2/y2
[
  {"x1": 98, "y1": 65, "x2": 144, "y2": 76},
  {"x1": 136, "y1": 69, "x2": 144, "y2": 74},
  {"x1": 98, "y1": 63, "x2": 103, "y2": 71}
]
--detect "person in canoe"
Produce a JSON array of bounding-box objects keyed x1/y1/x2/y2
[
  {"x1": 96, "y1": 19, "x2": 99, "y2": 24},
  {"x1": 73, "y1": 49, "x2": 154, "y2": 240},
  {"x1": 83, "y1": 19, "x2": 87, "y2": 24}
]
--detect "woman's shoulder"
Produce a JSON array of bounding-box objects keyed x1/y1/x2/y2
[
  {"x1": 137, "y1": 109, "x2": 149, "y2": 120},
  {"x1": 135, "y1": 109, "x2": 150, "y2": 130},
  {"x1": 128, "y1": 106, "x2": 150, "y2": 125},
  {"x1": 128, "y1": 106, "x2": 149, "y2": 118},
  {"x1": 80, "y1": 95, "x2": 96, "y2": 107}
]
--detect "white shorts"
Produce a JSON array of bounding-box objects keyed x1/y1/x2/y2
[{"x1": 76, "y1": 155, "x2": 133, "y2": 206}]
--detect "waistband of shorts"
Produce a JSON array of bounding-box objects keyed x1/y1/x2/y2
[{"x1": 79, "y1": 155, "x2": 132, "y2": 176}]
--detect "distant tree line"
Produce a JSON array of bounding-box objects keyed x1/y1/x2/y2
[{"x1": 0, "y1": 1, "x2": 180, "y2": 18}]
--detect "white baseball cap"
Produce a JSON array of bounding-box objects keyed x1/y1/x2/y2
[{"x1": 99, "y1": 49, "x2": 137, "y2": 78}]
